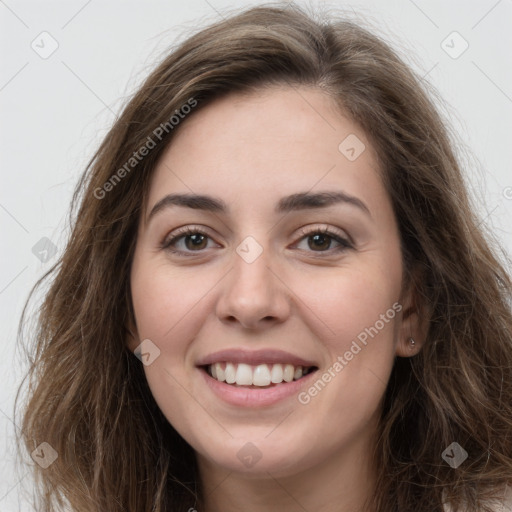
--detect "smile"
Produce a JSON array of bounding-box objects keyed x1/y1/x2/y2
[
  {"x1": 196, "y1": 348, "x2": 320, "y2": 406},
  {"x1": 205, "y1": 362, "x2": 317, "y2": 387}
]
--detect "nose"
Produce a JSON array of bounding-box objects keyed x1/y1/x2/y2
[{"x1": 215, "y1": 243, "x2": 291, "y2": 330}]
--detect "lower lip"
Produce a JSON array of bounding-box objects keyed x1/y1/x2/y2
[{"x1": 198, "y1": 367, "x2": 318, "y2": 407}]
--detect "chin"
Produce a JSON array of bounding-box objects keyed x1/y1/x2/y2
[{"x1": 193, "y1": 431, "x2": 320, "y2": 478}]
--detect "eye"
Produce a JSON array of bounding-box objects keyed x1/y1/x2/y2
[
  {"x1": 160, "y1": 226, "x2": 217, "y2": 256},
  {"x1": 294, "y1": 226, "x2": 353, "y2": 255},
  {"x1": 160, "y1": 225, "x2": 354, "y2": 257}
]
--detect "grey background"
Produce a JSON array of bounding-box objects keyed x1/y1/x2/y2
[{"x1": 1, "y1": 0, "x2": 511, "y2": 509}]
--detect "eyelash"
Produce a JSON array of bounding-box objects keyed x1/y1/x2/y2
[{"x1": 160, "y1": 225, "x2": 354, "y2": 257}]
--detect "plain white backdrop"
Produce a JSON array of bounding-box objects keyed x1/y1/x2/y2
[{"x1": 1, "y1": 0, "x2": 511, "y2": 509}]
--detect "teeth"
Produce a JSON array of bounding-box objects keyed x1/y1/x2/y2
[
  {"x1": 214, "y1": 362, "x2": 225, "y2": 382},
  {"x1": 283, "y1": 364, "x2": 294, "y2": 382},
  {"x1": 253, "y1": 364, "x2": 271, "y2": 386},
  {"x1": 270, "y1": 363, "x2": 283, "y2": 383},
  {"x1": 235, "y1": 363, "x2": 253, "y2": 385},
  {"x1": 225, "y1": 362, "x2": 236, "y2": 384},
  {"x1": 207, "y1": 362, "x2": 313, "y2": 386}
]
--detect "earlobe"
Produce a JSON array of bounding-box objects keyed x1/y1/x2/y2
[
  {"x1": 396, "y1": 335, "x2": 421, "y2": 357},
  {"x1": 395, "y1": 304, "x2": 426, "y2": 357}
]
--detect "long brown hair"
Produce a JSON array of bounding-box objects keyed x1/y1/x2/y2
[{"x1": 15, "y1": 3, "x2": 512, "y2": 511}]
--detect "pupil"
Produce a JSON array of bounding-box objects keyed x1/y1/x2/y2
[
  {"x1": 310, "y1": 234, "x2": 329, "y2": 250},
  {"x1": 188, "y1": 234, "x2": 206, "y2": 249}
]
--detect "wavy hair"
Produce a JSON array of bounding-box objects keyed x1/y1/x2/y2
[{"x1": 15, "y1": 3, "x2": 512, "y2": 511}]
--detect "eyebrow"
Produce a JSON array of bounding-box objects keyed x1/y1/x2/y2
[{"x1": 147, "y1": 190, "x2": 371, "y2": 223}]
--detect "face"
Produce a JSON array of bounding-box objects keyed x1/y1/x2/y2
[{"x1": 129, "y1": 86, "x2": 418, "y2": 479}]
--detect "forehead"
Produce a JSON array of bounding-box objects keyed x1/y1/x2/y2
[{"x1": 145, "y1": 86, "x2": 384, "y2": 218}]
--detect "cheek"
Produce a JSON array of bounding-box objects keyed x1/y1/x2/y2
[
  {"x1": 131, "y1": 259, "x2": 212, "y2": 347},
  {"x1": 293, "y1": 262, "x2": 401, "y2": 355},
  {"x1": 130, "y1": 261, "x2": 209, "y2": 439},
  {"x1": 294, "y1": 266, "x2": 401, "y2": 423},
  {"x1": 296, "y1": 264, "x2": 401, "y2": 418}
]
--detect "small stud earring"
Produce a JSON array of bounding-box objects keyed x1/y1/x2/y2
[{"x1": 409, "y1": 337, "x2": 416, "y2": 347}]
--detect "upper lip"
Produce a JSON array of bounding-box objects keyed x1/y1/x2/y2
[{"x1": 196, "y1": 348, "x2": 318, "y2": 368}]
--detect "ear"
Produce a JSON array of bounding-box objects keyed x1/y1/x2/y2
[{"x1": 395, "y1": 266, "x2": 429, "y2": 358}]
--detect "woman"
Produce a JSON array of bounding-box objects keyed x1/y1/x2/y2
[{"x1": 15, "y1": 3, "x2": 512, "y2": 511}]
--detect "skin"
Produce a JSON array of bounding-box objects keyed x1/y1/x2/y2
[{"x1": 128, "y1": 85, "x2": 425, "y2": 512}]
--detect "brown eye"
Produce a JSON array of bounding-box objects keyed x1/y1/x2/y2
[
  {"x1": 161, "y1": 227, "x2": 217, "y2": 255},
  {"x1": 295, "y1": 227, "x2": 353, "y2": 254},
  {"x1": 161, "y1": 225, "x2": 353, "y2": 257},
  {"x1": 307, "y1": 233, "x2": 333, "y2": 251},
  {"x1": 182, "y1": 233, "x2": 208, "y2": 251}
]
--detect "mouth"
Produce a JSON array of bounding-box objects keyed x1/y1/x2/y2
[
  {"x1": 195, "y1": 348, "x2": 320, "y2": 406},
  {"x1": 200, "y1": 362, "x2": 318, "y2": 388}
]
